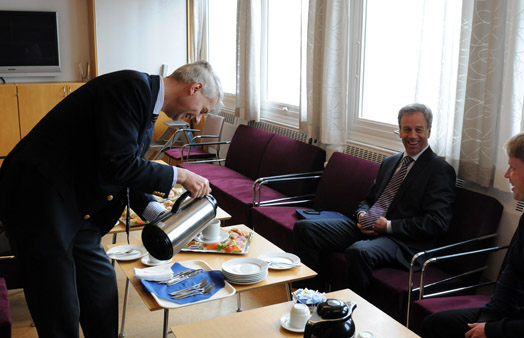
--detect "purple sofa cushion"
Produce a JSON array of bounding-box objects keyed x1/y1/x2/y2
[
  {"x1": 0, "y1": 278, "x2": 11, "y2": 338},
  {"x1": 410, "y1": 295, "x2": 490, "y2": 335},
  {"x1": 258, "y1": 135, "x2": 326, "y2": 196},
  {"x1": 314, "y1": 153, "x2": 379, "y2": 215},
  {"x1": 368, "y1": 267, "x2": 463, "y2": 323},
  {"x1": 211, "y1": 178, "x2": 289, "y2": 226},
  {"x1": 164, "y1": 147, "x2": 213, "y2": 160},
  {"x1": 225, "y1": 125, "x2": 274, "y2": 179},
  {"x1": 177, "y1": 163, "x2": 248, "y2": 181},
  {"x1": 251, "y1": 206, "x2": 301, "y2": 252}
]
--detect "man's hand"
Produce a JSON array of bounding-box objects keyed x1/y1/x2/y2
[
  {"x1": 357, "y1": 214, "x2": 386, "y2": 235},
  {"x1": 465, "y1": 322, "x2": 486, "y2": 338},
  {"x1": 176, "y1": 168, "x2": 211, "y2": 198}
]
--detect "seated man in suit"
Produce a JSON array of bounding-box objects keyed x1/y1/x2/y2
[
  {"x1": 421, "y1": 133, "x2": 524, "y2": 338},
  {"x1": 294, "y1": 103, "x2": 456, "y2": 296}
]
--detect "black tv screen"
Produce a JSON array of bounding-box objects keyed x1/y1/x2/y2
[{"x1": 0, "y1": 10, "x2": 61, "y2": 77}]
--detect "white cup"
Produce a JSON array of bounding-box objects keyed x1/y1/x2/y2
[
  {"x1": 202, "y1": 219, "x2": 221, "y2": 241},
  {"x1": 289, "y1": 303, "x2": 310, "y2": 329}
]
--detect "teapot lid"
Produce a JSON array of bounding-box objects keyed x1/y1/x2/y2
[{"x1": 317, "y1": 299, "x2": 349, "y2": 319}]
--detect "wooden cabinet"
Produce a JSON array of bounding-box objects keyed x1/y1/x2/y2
[
  {"x1": 17, "y1": 83, "x2": 83, "y2": 137},
  {"x1": 0, "y1": 82, "x2": 83, "y2": 164},
  {"x1": 0, "y1": 85, "x2": 20, "y2": 164}
]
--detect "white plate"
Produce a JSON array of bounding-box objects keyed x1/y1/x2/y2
[
  {"x1": 222, "y1": 258, "x2": 268, "y2": 276},
  {"x1": 224, "y1": 270, "x2": 268, "y2": 285},
  {"x1": 148, "y1": 260, "x2": 236, "y2": 309},
  {"x1": 141, "y1": 255, "x2": 172, "y2": 266},
  {"x1": 280, "y1": 313, "x2": 305, "y2": 333},
  {"x1": 195, "y1": 230, "x2": 229, "y2": 244},
  {"x1": 107, "y1": 244, "x2": 147, "y2": 261},
  {"x1": 258, "y1": 252, "x2": 301, "y2": 270}
]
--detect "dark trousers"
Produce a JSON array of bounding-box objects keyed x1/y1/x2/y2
[
  {"x1": 8, "y1": 220, "x2": 118, "y2": 338},
  {"x1": 293, "y1": 218, "x2": 401, "y2": 296},
  {"x1": 421, "y1": 308, "x2": 481, "y2": 338}
]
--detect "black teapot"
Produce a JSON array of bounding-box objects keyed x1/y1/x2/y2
[{"x1": 304, "y1": 299, "x2": 357, "y2": 338}]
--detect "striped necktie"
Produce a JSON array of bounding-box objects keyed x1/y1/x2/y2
[{"x1": 360, "y1": 156, "x2": 414, "y2": 229}]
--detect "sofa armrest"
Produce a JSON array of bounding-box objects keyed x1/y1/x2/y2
[{"x1": 252, "y1": 170, "x2": 323, "y2": 206}]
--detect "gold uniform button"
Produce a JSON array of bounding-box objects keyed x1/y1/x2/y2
[
  {"x1": 107, "y1": 195, "x2": 114, "y2": 201},
  {"x1": 83, "y1": 215, "x2": 91, "y2": 220}
]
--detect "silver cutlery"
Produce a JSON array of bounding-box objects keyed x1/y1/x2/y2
[
  {"x1": 266, "y1": 261, "x2": 301, "y2": 268},
  {"x1": 169, "y1": 278, "x2": 215, "y2": 299},
  {"x1": 159, "y1": 269, "x2": 203, "y2": 286},
  {"x1": 111, "y1": 248, "x2": 139, "y2": 257}
]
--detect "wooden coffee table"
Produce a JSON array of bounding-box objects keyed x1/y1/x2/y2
[
  {"x1": 109, "y1": 224, "x2": 317, "y2": 338},
  {"x1": 171, "y1": 288, "x2": 420, "y2": 338}
]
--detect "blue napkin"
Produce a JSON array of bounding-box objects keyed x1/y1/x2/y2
[{"x1": 141, "y1": 263, "x2": 225, "y2": 305}]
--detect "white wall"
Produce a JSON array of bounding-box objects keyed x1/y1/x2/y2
[
  {"x1": 94, "y1": 0, "x2": 187, "y2": 76},
  {"x1": 0, "y1": 0, "x2": 90, "y2": 83},
  {"x1": 0, "y1": 0, "x2": 188, "y2": 83}
]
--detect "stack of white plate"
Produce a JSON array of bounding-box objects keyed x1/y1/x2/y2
[{"x1": 221, "y1": 258, "x2": 269, "y2": 285}]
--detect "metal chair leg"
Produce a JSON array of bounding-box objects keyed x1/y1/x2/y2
[{"x1": 118, "y1": 278, "x2": 130, "y2": 338}]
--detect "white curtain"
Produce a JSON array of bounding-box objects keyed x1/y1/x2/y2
[
  {"x1": 187, "y1": 0, "x2": 209, "y2": 62},
  {"x1": 419, "y1": 0, "x2": 524, "y2": 189},
  {"x1": 301, "y1": 0, "x2": 349, "y2": 150},
  {"x1": 235, "y1": 0, "x2": 261, "y2": 121}
]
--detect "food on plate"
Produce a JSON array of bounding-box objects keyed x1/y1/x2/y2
[
  {"x1": 184, "y1": 227, "x2": 252, "y2": 253},
  {"x1": 119, "y1": 185, "x2": 186, "y2": 225}
]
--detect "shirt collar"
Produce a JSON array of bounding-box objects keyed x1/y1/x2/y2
[
  {"x1": 152, "y1": 75, "x2": 164, "y2": 117},
  {"x1": 405, "y1": 144, "x2": 429, "y2": 162}
]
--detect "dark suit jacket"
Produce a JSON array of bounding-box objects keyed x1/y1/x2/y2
[
  {"x1": 481, "y1": 214, "x2": 524, "y2": 337},
  {"x1": 0, "y1": 70, "x2": 174, "y2": 256},
  {"x1": 355, "y1": 147, "x2": 456, "y2": 267}
]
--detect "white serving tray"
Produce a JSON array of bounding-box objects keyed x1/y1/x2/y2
[{"x1": 148, "y1": 259, "x2": 236, "y2": 309}]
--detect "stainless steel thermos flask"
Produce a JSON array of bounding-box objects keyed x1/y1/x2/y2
[{"x1": 142, "y1": 191, "x2": 217, "y2": 260}]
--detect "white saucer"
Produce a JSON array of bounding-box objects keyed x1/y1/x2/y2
[
  {"x1": 107, "y1": 244, "x2": 147, "y2": 261},
  {"x1": 141, "y1": 255, "x2": 172, "y2": 266},
  {"x1": 280, "y1": 313, "x2": 305, "y2": 333},
  {"x1": 195, "y1": 230, "x2": 229, "y2": 244}
]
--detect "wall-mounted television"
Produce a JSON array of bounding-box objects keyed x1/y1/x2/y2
[{"x1": 0, "y1": 10, "x2": 61, "y2": 78}]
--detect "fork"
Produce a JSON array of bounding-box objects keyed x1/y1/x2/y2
[
  {"x1": 111, "y1": 248, "x2": 138, "y2": 256},
  {"x1": 170, "y1": 278, "x2": 215, "y2": 299}
]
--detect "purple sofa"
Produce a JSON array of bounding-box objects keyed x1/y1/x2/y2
[
  {"x1": 178, "y1": 125, "x2": 326, "y2": 226},
  {"x1": 251, "y1": 151, "x2": 380, "y2": 258},
  {"x1": 367, "y1": 187, "x2": 503, "y2": 324}
]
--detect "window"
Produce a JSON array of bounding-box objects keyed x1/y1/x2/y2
[
  {"x1": 208, "y1": 0, "x2": 237, "y2": 111},
  {"x1": 348, "y1": 0, "x2": 463, "y2": 149},
  {"x1": 208, "y1": 0, "x2": 306, "y2": 126},
  {"x1": 260, "y1": 0, "x2": 306, "y2": 126}
]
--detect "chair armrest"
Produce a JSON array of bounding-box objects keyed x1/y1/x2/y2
[
  {"x1": 418, "y1": 244, "x2": 509, "y2": 298},
  {"x1": 405, "y1": 232, "x2": 499, "y2": 326},
  {"x1": 252, "y1": 171, "x2": 323, "y2": 206}
]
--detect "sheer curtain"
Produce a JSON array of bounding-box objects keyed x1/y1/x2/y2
[
  {"x1": 416, "y1": 0, "x2": 524, "y2": 189},
  {"x1": 187, "y1": 0, "x2": 209, "y2": 62},
  {"x1": 301, "y1": 0, "x2": 349, "y2": 153},
  {"x1": 235, "y1": 0, "x2": 261, "y2": 121}
]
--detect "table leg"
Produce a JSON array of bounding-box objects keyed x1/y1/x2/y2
[
  {"x1": 111, "y1": 233, "x2": 117, "y2": 267},
  {"x1": 236, "y1": 293, "x2": 242, "y2": 312},
  {"x1": 285, "y1": 282, "x2": 292, "y2": 301},
  {"x1": 163, "y1": 309, "x2": 170, "y2": 338},
  {"x1": 119, "y1": 278, "x2": 130, "y2": 338}
]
